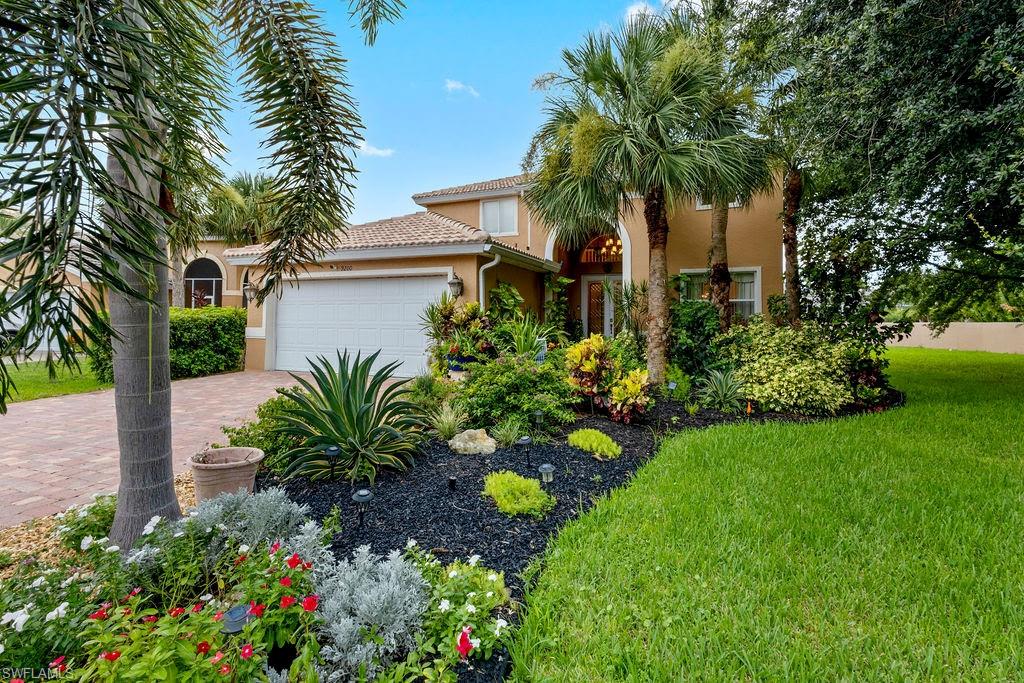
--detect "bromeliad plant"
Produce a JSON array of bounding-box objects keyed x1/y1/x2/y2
[{"x1": 279, "y1": 351, "x2": 426, "y2": 483}]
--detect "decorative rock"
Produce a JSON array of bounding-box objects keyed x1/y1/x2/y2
[{"x1": 448, "y1": 429, "x2": 497, "y2": 455}]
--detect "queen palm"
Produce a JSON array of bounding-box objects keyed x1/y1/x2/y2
[
  {"x1": 523, "y1": 13, "x2": 761, "y2": 382},
  {"x1": 0, "y1": 0, "x2": 403, "y2": 547}
]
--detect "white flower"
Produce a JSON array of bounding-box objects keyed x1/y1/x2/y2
[
  {"x1": 486, "y1": 591, "x2": 494, "y2": 598},
  {"x1": 76, "y1": 507, "x2": 89, "y2": 518},
  {"x1": 438, "y1": 599, "x2": 451, "y2": 613},
  {"x1": 487, "y1": 573, "x2": 498, "y2": 582},
  {"x1": 104, "y1": 545, "x2": 119, "y2": 553},
  {"x1": 29, "y1": 576, "x2": 46, "y2": 589},
  {"x1": 173, "y1": 531, "x2": 184, "y2": 538},
  {"x1": 60, "y1": 572, "x2": 80, "y2": 588},
  {"x1": 448, "y1": 570, "x2": 458, "y2": 578},
  {"x1": 96, "y1": 537, "x2": 109, "y2": 544},
  {"x1": 45, "y1": 602, "x2": 68, "y2": 622},
  {"x1": 141, "y1": 515, "x2": 162, "y2": 535},
  {"x1": 200, "y1": 594, "x2": 213, "y2": 602},
  {"x1": 468, "y1": 554, "x2": 480, "y2": 566},
  {"x1": 405, "y1": 538, "x2": 417, "y2": 549},
  {"x1": 80, "y1": 535, "x2": 94, "y2": 551},
  {"x1": 468, "y1": 592, "x2": 476, "y2": 597},
  {"x1": 238, "y1": 544, "x2": 250, "y2": 554},
  {"x1": 205, "y1": 527, "x2": 212, "y2": 533},
  {"x1": 0, "y1": 643, "x2": 4, "y2": 655},
  {"x1": 470, "y1": 637, "x2": 481, "y2": 649},
  {"x1": 2, "y1": 604, "x2": 33, "y2": 632},
  {"x1": 494, "y1": 618, "x2": 508, "y2": 636},
  {"x1": 466, "y1": 604, "x2": 477, "y2": 614},
  {"x1": 217, "y1": 524, "x2": 227, "y2": 531}
]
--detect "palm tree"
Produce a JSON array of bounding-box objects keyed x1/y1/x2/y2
[
  {"x1": 523, "y1": 13, "x2": 759, "y2": 382},
  {"x1": 0, "y1": 0, "x2": 403, "y2": 548},
  {"x1": 690, "y1": 1, "x2": 775, "y2": 330},
  {"x1": 205, "y1": 172, "x2": 283, "y2": 246}
]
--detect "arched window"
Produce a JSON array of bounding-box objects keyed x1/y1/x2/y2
[
  {"x1": 580, "y1": 234, "x2": 623, "y2": 264},
  {"x1": 184, "y1": 258, "x2": 223, "y2": 308}
]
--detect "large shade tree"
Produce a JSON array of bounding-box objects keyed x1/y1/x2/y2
[
  {"x1": 523, "y1": 12, "x2": 761, "y2": 382},
  {"x1": 0, "y1": 0, "x2": 403, "y2": 548}
]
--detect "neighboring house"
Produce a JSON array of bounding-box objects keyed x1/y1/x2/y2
[{"x1": 223, "y1": 173, "x2": 784, "y2": 376}]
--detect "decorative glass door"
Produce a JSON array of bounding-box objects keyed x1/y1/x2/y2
[{"x1": 583, "y1": 276, "x2": 621, "y2": 337}]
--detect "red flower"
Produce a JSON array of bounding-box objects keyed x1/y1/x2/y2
[
  {"x1": 196, "y1": 641, "x2": 211, "y2": 655},
  {"x1": 88, "y1": 607, "x2": 109, "y2": 620},
  {"x1": 302, "y1": 561, "x2": 312, "y2": 571},
  {"x1": 191, "y1": 603, "x2": 203, "y2": 613},
  {"x1": 457, "y1": 626, "x2": 474, "y2": 659},
  {"x1": 269, "y1": 541, "x2": 281, "y2": 554},
  {"x1": 49, "y1": 655, "x2": 67, "y2": 673},
  {"x1": 213, "y1": 611, "x2": 224, "y2": 622},
  {"x1": 240, "y1": 644, "x2": 254, "y2": 660},
  {"x1": 11, "y1": 679, "x2": 24, "y2": 683},
  {"x1": 168, "y1": 607, "x2": 186, "y2": 618},
  {"x1": 301, "y1": 595, "x2": 318, "y2": 612},
  {"x1": 279, "y1": 577, "x2": 292, "y2": 588},
  {"x1": 280, "y1": 595, "x2": 297, "y2": 609},
  {"x1": 100, "y1": 651, "x2": 121, "y2": 662},
  {"x1": 218, "y1": 664, "x2": 232, "y2": 675},
  {"x1": 234, "y1": 554, "x2": 247, "y2": 567},
  {"x1": 142, "y1": 615, "x2": 158, "y2": 623},
  {"x1": 247, "y1": 600, "x2": 265, "y2": 617},
  {"x1": 122, "y1": 607, "x2": 133, "y2": 616},
  {"x1": 210, "y1": 651, "x2": 225, "y2": 664},
  {"x1": 285, "y1": 553, "x2": 302, "y2": 569}
]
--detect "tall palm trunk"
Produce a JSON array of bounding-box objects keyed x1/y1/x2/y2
[
  {"x1": 170, "y1": 252, "x2": 185, "y2": 308},
  {"x1": 106, "y1": 137, "x2": 182, "y2": 549},
  {"x1": 643, "y1": 187, "x2": 670, "y2": 384},
  {"x1": 709, "y1": 199, "x2": 732, "y2": 330},
  {"x1": 782, "y1": 166, "x2": 803, "y2": 324}
]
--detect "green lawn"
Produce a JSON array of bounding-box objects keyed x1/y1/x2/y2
[
  {"x1": 6, "y1": 359, "x2": 110, "y2": 402},
  {"x1": 511, "y1": 348, "x2": 1024, "y2": 680}
]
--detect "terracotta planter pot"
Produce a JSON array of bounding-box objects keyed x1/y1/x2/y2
[{"x1": 189, "y1": 447, "x2": 265, "y2": 504}]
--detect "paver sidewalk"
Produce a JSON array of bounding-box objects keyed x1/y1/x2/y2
[{"x1": 0, "y1": 371, "x2": 298, "y2": 529}]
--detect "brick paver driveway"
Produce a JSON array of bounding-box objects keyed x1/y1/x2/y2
[{"x1": 0, "y1": 371, "x2": 300, "y2": 529}]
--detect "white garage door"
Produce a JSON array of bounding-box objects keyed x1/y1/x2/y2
[{"x1": 274, "y1": 275, "x2": 446, "y2": 376}]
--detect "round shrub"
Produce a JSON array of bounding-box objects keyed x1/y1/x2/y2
[
  {"x1": 482, "y1": 471, "x2": 556, "y2": 518},
  {"x1": 567, "y1": 428, "x2": 622, "y2": 459}
]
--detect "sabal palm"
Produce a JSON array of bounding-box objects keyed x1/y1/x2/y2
[
  {"x1": 0, "y1": 0, "x2": 403, "y2": 547},
  {"x1": 523, "y1": 13, "x2": 762, "y2": 382},
  {"x1": 205, "y1": 172, "x2": 283, "y2": 247}
]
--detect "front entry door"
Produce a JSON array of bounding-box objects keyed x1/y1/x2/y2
[{"x1": 582, "y1": 275, "x2": 622, "y2": 337}]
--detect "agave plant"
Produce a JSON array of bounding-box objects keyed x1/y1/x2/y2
[{"x1": 278, "y1": 351, "x2": 426, "y2": 483}]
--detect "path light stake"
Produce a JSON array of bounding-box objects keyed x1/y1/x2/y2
[
  {"x1": 352, "y1": 488, "x2": 374, "y2": 528},
  {"x1": 447, "y1": 475, "x2": 457, "y2": 491},
  {"x1": 324, "y1": 445, "x2": 341, "y2": 479},
  {"x1": 517, "y1": 435, "x2": 533, "y2": 469},
  {"x1": 667, "y1": 381, "x2": 677, "y2": 396},
  {"x1": 220, "y1": 604, "x2": 254, "y2": 635},
  {"x1": 538, "y1": 463, "x2": 555, "y2": 486},
  {"x1": 531, "y1": 409, "x2": 544, "y2": 435}
]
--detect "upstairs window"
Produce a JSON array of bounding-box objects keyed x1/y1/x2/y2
[
  {"x1": 696, "y1": 196, "x2": 742, "y2": 211},
  {"x1": 680, "y1": 269, "x2": 759, "y2": 319},
  {"x1": 480, "y1": 197, "x2": 518, "y2": 235}
]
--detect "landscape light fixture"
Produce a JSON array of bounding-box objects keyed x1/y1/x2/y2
[
  {"x1": 667, "y1": 381, "x2": 677, "y2": 395},
  {"x1": 531, "y1": 409, "x2": 544, "y2": 432},
  {"x1": 517, "y1": 435, "x2": 533, "y2": 468},
  {"x1": 352, "y1": 488, "x2": 374, "y2": 528},
  {"x1": 324, "y1": 445, "x2": 341, "y2": 478},
  {"x1": 220, "y1": 603, "x2": 254, "y2": 635},
  {"x1": 447, "y1": 274, "x2": 464, "y2": 298},
  {"x1": 538, "y1": 463, "x2": 555, "y2": 485},
  {"x1": 447, "y1": 475, "x2": 457, "y2": 491}
]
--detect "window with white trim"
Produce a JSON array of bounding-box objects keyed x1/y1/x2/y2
[
  {"x1": 696, "y1": 196, "x2": 742, "y2": 211},
  {"x1": 680, "y1": 269, "x2": 759, "y2": 319},
  {"x1": 480, "y1": 197, "x2": 518, "y2": 235}
]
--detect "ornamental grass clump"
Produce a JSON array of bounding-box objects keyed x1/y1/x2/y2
[
  {"x1": 279, "y1": 350, "x2": 427, "y2": 483},
  {"x1": 568, "y1": 428, "x2": 623, "y2": 460},
  {"x1": 483, "y1": 471, "x2": 556, "y2": 519}
]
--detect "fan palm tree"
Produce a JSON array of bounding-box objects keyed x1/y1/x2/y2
[
  {"x1": 523, "y1": 12, "x2": 761, "y2": 382},
  {"x1": 690, "y1": 0, "x2": 775, "y2": 330},
  {"x1": 205, "y1": 172, "x2": 283, "y2": 246},
  {"x1": 0, "y1": 0, "x2": 404, "y2": 547}
]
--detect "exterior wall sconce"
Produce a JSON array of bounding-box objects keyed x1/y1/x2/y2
[
  {"x1": 352, "y1": 488, "x2": 374, "y2": 528},
  {"x1": 242, "y1": 280, "x2": 258, "y2": 303},
  {"x1": 447, "y1": 274, "x2": 464, "y2": 298}
]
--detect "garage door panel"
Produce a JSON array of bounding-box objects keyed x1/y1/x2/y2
[{"x1": 275, "y1": 275, "x2": 445, "y2": 375}]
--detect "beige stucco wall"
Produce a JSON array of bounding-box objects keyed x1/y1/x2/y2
[
  {"x1": 481, "y1": 259, "x2": 545, "y2": 316},
  {"x1": 889, "y1": 322, "x2": 1024, "y2": 355}
]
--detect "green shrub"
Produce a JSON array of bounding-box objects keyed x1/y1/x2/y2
[
  {"x1": 460, "y1": 356, "x2": 576, "y2": 432},
  {"x1": 483, "y1": 471, "x2": 556, "y2": 518},
  {"x1": 429, "y1": 400, "x2": 467, "y2": 440},
  {"x1": 606, "y1": 368, "x2": 652, "y2": 423},
  {"x1": 568, "y1": 428, "x2": 622, "y2": 459},
  {"x1": 494, "y1": 314, "x2": 556, "y2": 358},
  {"x1": 608, "y1": 330, "x2": 645, "y2": 372},
  {"x1": 664, "y1": 364, "x2": 692, "y2": 400},
  {"x1": 696, "y1": 368, "x2": 745, "y2": 414},
  {"x1": 168, "y1": 306, "x2": 246, "y2": 378},
  {"x1": 492, "y1": 415, "x2": 528, "y2": 447},
  {"x1": 407, "y1": 373, "x2": 454, "y2": 413},
  {"x1": 668, "y1": 280, "x2": 722, "y2": 375},
  {"x1": 220, "y1": 392, "x2": 301, "y2": 473},
  {"x1": 564, "y1": 334, "x2": 617, "y2": 399},
  {"x1": 487, "y1": 280, "x2": 526, "y2": 320},
  {"x1": 54, "y1": 494, "x2": 117, "y2": 550},
  {"x1": 279, "y1": 351, "x2": 426, "y2": 483},
  {"x1": 718, "y1": 316, "x2": 854, "y2": 415}
]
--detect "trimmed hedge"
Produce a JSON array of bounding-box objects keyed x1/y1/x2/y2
[{"x1": 87, "y1": 306, "x2": 246, "y2": 382}]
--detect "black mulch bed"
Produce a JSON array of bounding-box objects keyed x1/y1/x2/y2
[{"x1": 256, "y1": 391, "x2": 904, "y2": 681}]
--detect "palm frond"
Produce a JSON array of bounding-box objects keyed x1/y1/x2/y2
[{"x1": 348, "y1": 0, "x2": 404, "y2": 45}]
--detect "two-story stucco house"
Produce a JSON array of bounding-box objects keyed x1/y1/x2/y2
[{"x1": 217, "y1": 173, "x2": 783, "y2": 375}]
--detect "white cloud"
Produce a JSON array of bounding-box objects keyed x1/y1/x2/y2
[
  {"x1": 625, "y1": 1, "x2": 657, "y2": 20},
  {"x1": 444, "y1": 79, "x2": 480, "y2": 98},
  {"x1": 357, "y1": 141, "x2": 394, "y2": 158}
]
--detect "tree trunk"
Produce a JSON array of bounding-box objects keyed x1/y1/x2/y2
[
  {"x1": 709, "y1": 199, "x2": 732, "y2": 330},
  {"x1": 106, "y1": 142, "x2": 182, "y2": 550},
  {"x1": 782, "y1": 166, "x2": 803, "y2": 324},
  {"x1": 170, "y1": 252, "x2": 185, "y2": 308},
  {"x1": 643, "y1": 187, "x2": 670, "y2": 384}
]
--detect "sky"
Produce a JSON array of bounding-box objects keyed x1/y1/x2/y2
[{"x1": 218, "y1": 0, "x2": 674, "y2": 224}]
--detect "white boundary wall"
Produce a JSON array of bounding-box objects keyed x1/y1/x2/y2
[{"x1": 890, "y1": 322, "x2": 1024, "y2": 354}]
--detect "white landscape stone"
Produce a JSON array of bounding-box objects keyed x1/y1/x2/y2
[{"x1": 448, "y1": 428, "x2": 496, "y2": 455}]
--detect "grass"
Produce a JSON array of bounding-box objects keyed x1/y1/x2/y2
[
  {"x1": 511, "y1": 348, "x2": 1024, "y2": 680},
  {"x1": 6, "y1": 359, "x2": 109, "y2": 402}
]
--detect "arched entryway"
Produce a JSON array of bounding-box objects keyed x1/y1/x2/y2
[
  {"x1": 184, "y1": 257, "x2": 223, "y2": 308},
  {"x1": 544, "y1": 226, "x2": 630, "y2": 337}
]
